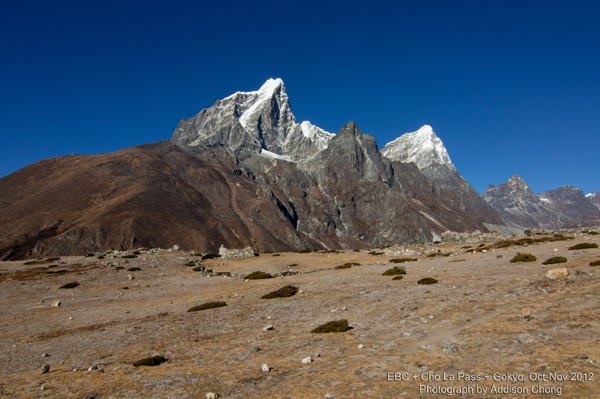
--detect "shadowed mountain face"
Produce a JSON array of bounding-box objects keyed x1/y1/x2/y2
[
  {"x1": 590, "y1": 190, "x2": 600, "y2": 210},
  {"x1": 1, "y1": 80, "x2": 508, "y2": 260},
  {"x1": 483, "y1": 175, "x2": 600, "y2": 229}
]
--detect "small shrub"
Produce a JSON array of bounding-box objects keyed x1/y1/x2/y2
[
  {"x1": 495, "y1": 241, "x2": 512, "y2": 248},
  {"x1": 353, "y1": 249, "x2": 360, "y2": 252},
  {"x1": 201, "y1": 253, "x2": 220, "y2": 260},
  {"x1": 261, "y1": 285, "x2": 298, "y2": 299},
  {"x1": 184, "y1": 261, "x2": 195, "y2": 266},
  {"x1": 97, "y1": 255, "x2": 105, "y2": 259},
  {"x1": 295, "y1": 249, "x2": 311, "y2": 253},
  {"x1": 272, "y1": 254, "x2": 281, "y2": 257},
  {"x1": 542, "y1": 257, "x2": 567, "y2": 265},
  {"x1": 369, "y1": 251, "x2": 384, "y2": 256},
  {"x1": 510, "y1": 254, "x2": 537, "y2": 263},
  {"x1": 187, "y1": 301, "x2": 227, "y2": 312},
  {"x1": 115, "y1": 266, "x2": 125, "y2": 270},
  {"x1": 461, "y1": 246, "x2": 473, "y2": 249},
  {"x1": 590, "y1": 260, "x2": 600, "y2": 266},
  {"x1": 389, "y1": 258, "x2": 416, "y2": 263},
  {"x1": 131, "y1": 251, "x2": 141, "y2": 255},
  {"x1": 417, "y1": 278, "x2": 438, "y2": 285},
  {"x1": 321, "y1": 250, "x2": 341, "y2": 254},
  {"x1": 191, "y1": 266, "x2": 203, "y2": 272},
  {"x1": 123, "y1": 286, "x2": 129, "y2": 289},
  {"x1": 392, "y1": 275, "x2": 404, "y2": 280},
  {"x1": 245, "y1": 271, "x2": 273, "y2": 280},
  {"x1": 47, "y1": 269, "x2": 67, "y2": 274},
  {"x1": 59, "y1": 282, "x2": 79, "y2": 289},
  {"x1": 568, "y1": 243, "x2": 598, "y2": 250},
  {"x1": 311, "y1": 319, "x2": 349, "y2": 334},
  {"x1": 127, "y1": 267, "x2": 141, "y2": 271},
  {"x1": 24, "y1": 258, "x2": 60, "y2": 265},
  {"x1": 433, "y1": 241, "x2": 441, "y2": 244},
  {"x1": 86, "y1": 253, "x2": 94, "y2": 257},
  {"x1": 335, "y1": 262, "x2": 360, "y2": 269},
  {"x1": 382, "y1": 266, "x2": 406, "y2": 276},
  {"x1": 427, "y1": 253, "x2": 451, "y2": 257},
  {"x1": 288, "y1": 263, "x2": 298, "y2": 267},
  {"x1": 132, "y1": 355, "x2": 168, "y2": 368},
  {"x1": 588, "y1": 231, "x2": 599, "y2": 236},
  {"x1": 122, "y1": 254, "x2": 137, "y2": 259}
]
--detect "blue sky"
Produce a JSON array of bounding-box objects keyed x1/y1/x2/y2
[{"x1": 1, "y1": 0, "x2": 599, "y2": 195}]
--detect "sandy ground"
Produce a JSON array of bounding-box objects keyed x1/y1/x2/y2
[{"x1": 0, "y1": 234, "x2": 599, "y2": 398}]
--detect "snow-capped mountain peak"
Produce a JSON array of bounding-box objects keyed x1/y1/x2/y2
[
  {"x1": 381, "y1": 125, "x2": 456, "y2": 173},
  {"x1": 169, "y1": 78, "x2": 334, "y2": 160}
]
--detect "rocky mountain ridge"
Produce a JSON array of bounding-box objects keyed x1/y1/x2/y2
[
  {"x1": 1, "y1": 79, "x2": 506, "y2": 260},
  {"x1": 483, "y1": 175, "x2": 600, "y2": 229}
]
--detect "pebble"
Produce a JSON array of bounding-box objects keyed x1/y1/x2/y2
[
  {"x1": 88, "y1": 365, "x2": 98, "y2": 371},
  {"x1": 302, "y1": 356, "x2": 312, "y2": 364},
  {"x1": 127, "y1": 275, "x2": 134, "y2": 280},
  {"x1": 497, "y1": 255, "x2": 503, "y2": 258},
  {"x1": 410, "y1": 328, "x2": 425, "y2": 337},
  {"x1": 342, "y1": 307, "x2": 347, "y2": 310},
  {"x1": 517, "y1": 333, "x2": 534, "y2": 344},
  {"x1": 261, "y1": 364, "x2": 270, "y2": 372},
  {"x1": 41, "y1": 364, "x2": 50, "y2": 374},
  {"x1": 262, "y1": 325, "x2": 274, "y2": 331},
  {"x1": 42, "y1": 353, "x2": 49, "y2": 357},
  {"x1": 325, "y1": 394, "x2": 336, "y2": 398},
  {"x1": 358, "y1": 344, "x2": 365, "y2": 349},
  {"x1": 205, "y1": 393, "x2": 219, "y2": 399},
  {"x1": 52, "y1": 300, "x2": 61, "y2": 307},
  {"x1": 442, "y1": 345, "x2": 459, "y2": 353},
  {"x1": 523, "y1": 308, "x2": 532, "y2": 318}
]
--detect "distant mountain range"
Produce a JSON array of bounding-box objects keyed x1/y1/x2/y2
[
  {"x1": 0, "y1": 79, "x2": 597, "y2": 260},
  {"x1": 483, "y1": 175, "x2": 600, "y2": 229}
]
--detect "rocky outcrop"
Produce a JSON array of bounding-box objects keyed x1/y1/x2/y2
[
  {"x1": 484, "y1": 175, "x2": 600, "y2": 229},
  {"x1": 440, "y1": 230, "x2": 503, "y2": 245},
  {"x1": 219, "y1": 245, "x2": 255, "y2": 260}
]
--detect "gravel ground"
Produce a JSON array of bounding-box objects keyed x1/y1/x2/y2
[{"x1": 0, "y1": 234, "x2": 598, "y2": 398}]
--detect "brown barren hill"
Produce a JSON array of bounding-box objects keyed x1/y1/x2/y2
[{"x1": 0, "y1": 142, "x2": 322, "y2": 260}]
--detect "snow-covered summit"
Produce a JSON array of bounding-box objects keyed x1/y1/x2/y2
[
  {"x1": 169, "y1": 79, "x2": 334, "y2": 160},
  {"x1": 381, "y1": 125, "x2": 456, "y2": 173}
]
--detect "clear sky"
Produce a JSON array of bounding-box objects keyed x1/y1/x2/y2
[{"x1": 1, "y1": 0, "x2": 599, "y2": 195}]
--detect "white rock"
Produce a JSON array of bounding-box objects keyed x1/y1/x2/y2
[
  {"x1": 546, "y1": 268, "x2": 569, "y2": 280},
  {"x1": 262, "y1": 325, "x2": 274, "y2": 331},
  {"x1": 358, "y1": 344, "x2": 365, "y2": 349},
  {"x1": 261, "y1": 364, "x2": 270, "y2": 372},
  {"x1": 52, "y1": 300, "x2": 61, "y2": 307},
  {"x1": 302, "y1": 356, "x2": 312, "y2": 364},
  {"x1": 205, "y1": 393, "x2": 219, "y2": 399}
]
